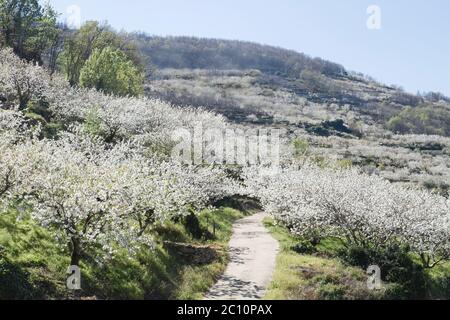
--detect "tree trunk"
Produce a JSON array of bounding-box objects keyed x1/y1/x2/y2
[
  {"x1": 70, "y1": 236, "x2": 82, "y2": 266},
  {"x1": 18, "y1": 98, "x2": 28, "y2": 111}
]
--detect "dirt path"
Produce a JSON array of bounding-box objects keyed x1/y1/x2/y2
[{"x1": 205, "y1": 212, "x2": 279, "y2": 300}]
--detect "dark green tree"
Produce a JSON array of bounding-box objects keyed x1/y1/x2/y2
[{"x1": 0, "y1": 0, "x2": 58, "y2": 63}]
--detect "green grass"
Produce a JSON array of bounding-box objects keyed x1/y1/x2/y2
[
  {"x1": 0, "y1": 206, "x2": 247, "y2": 300},
  {"x1": 426, "y1": 261, "x2": 450, "y2": 298},
  {"x1": 263, "y1": 218, "x2": 450, "y2": 300},
  {"x1": 263, "y1": 218, "x2": 385, "y2": 300},
  {"x1": 0, "y1": 208, "x2": 69, "y2": 299}
]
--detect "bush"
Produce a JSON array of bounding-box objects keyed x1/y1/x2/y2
[
  {"x1": 291, "y1": 241, "x2": 317, "y2": 255},
  {"x1": 182, "y1": 213, "x2": 204, "y2": 240}
]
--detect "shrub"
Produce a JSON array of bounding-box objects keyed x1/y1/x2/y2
[
  {"x1": 291, "y1": 240, "x2": 317, "y2": 255},
  {"x1": 182, "y1": 213, "x2": 204, "y2": 240}
]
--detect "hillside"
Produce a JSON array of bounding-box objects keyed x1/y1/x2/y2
[
  {"x1": 134, "y1": 35, "x2": 346, "y2": 77},
  {"x1": 135, "y1": 35, "x2": 450, "y2": 193},
  {"x1": 136, "y1": 35, "x2": 449, "y2": 126}
]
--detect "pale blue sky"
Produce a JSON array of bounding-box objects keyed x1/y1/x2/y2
[{"x1": 48, "y1": 0, "x2": 450, "y2": 95}]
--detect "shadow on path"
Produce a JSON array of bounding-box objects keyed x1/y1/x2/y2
[{"x1": 204, "y1": 212, "x2": 279, "y2": 300}]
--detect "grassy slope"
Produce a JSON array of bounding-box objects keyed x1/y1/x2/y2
[
  {"x1": 263, "y1": 219, "x2": 383, "y2": 300},
  {"x1": 263, "y1": 218, "x2": 450, "y2": 300},
  {"x1": 0, "y1": 206, "x2": 247, "y2": 300}
]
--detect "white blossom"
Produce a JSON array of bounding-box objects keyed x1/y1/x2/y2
[
  {"x1": 0, "y1": 48, "x2": 51, "y2": 109},
  {"x1": 245, "y1": 164, "x2": 450, "y2": 268}
]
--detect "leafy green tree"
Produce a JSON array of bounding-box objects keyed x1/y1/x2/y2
[
  {"x1": 0, "y1": 0, "x2": 58, "y2": 63},
  {"x1": 79, "y1": 46, "x2": 144, "y2": 97},
  {"x1": 60, "y1": 21, "x2": 143, "y2": 86}
]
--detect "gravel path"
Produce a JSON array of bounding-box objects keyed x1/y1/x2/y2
[{"x1": 205, "y1": 212, "x2": 279, "y2": 300}]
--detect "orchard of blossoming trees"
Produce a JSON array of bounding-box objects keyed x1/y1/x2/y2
[
  {"x1": 1, "y1": 46, "x2": 449, "y2": 272},
  {"x1": 244, "y1": 164, "x2": 450, "y2": 268},
  {"x1": 0, "y1": 48, "x2": 237, "y2": 265}
]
